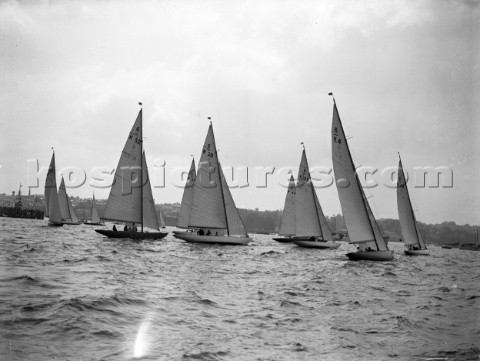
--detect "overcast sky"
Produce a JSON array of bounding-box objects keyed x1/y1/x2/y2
[{"x1": 0, "y1": 0, "x2": 478, "y2": 225}]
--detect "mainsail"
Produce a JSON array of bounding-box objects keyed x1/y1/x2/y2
[
  {"x1": 331, "y1": 101, "x2": 388, "y2": 251},
  {"x1": 44, "y1": 152, "x2": 62, "y2": 224},
  {"x1": 188, "y1": 124, "x2": 228, "y2": 229},
  {"x1": 278, "y1": 175, "x2": 296, "y2": 236},
  {"x1": 45, "y1": 152, "x2": 56, "y2": 217},
  {"x1": 103, "y1": 110, "x2": 143, "y2": 225},
  {"x1": 397, "y1": 156, "x2": 426, "y2": 248},
  {"x1": 142, "y1": 151, "x2": 160, "y2": 230},
  {"x1": 187, "y1": 123, "x2": 247, "y2": 237},
  {"x1": 177, "y1": 158, "x2": 196, "y2": 228},
  {"x1": 295, "y1": 149, "x2": 323, "y2": 237}
]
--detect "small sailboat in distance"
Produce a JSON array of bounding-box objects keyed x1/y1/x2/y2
[
  {"x1": 44, "y1": 149, "x2": 63, "y2": 227},
  {"x1": 172, "y1": 156, "x2": 196, "y2": 237},
  {"x1": 397, "y1": 154, "x2": 429, "y2": 255},
  {"x1": 174, "y1": 121, "x2": 252, "y2": 245},
  {"x1": 95, "y1": 105, "x2": 168, "y2": 240},
  {"x1": 83, "y1": 193, "x2": 103, "y2": 226},
  {"x1": 330, "y1": 93, "x2": 393, "y2": 261},
  {"x1": 291, "y1": 146, "x2": 339, "y2": 249},
  {"x1": 272, "y1": 174, "x2": 296, "y2": 243}
]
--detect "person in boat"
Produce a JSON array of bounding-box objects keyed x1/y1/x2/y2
[
  {"x1": 113, "y1": 225, "x2": 117, "y2": 232},
  {"x1": 124, "y1": 224, "x2": 128, "y2": 232},
  {"x1": 197, "y1": 229, "x2": 204, "y2": 236},
  {"x1": 206, "y1": 230, "x2": 212, "y2": 236},
  {"x1": 132, "y1": 223, "x2": 137, "y2": 232},
  {"x1": 215, "y1": 232, "x2": 219, "y2": 236}
]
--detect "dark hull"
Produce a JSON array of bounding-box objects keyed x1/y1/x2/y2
[
  {"x1": 292, "y1": 239, "x2": 340, "y2": 249},
  {"x1": 272, "y1": 237, "x2": 293, "y2": 243},
  {"x1": 95, "y1": 230, "x2": 168, "y2": 240},
  {"x1": 346, "y1": 250, "x2": 394, "y2": 261},
  {"x1": 404, "y1": 248, "x2": 429, "y2": 256},
  {"x1": 174, "y1": 233, "x2": 251, "y2": 245},
  {"x1": 48, "y1": 222, "x2": 64, "y2": 227}
]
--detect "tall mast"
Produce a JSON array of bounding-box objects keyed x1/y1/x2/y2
[
  {"x1": 330, "y1": 93, "x2": 379, "y2": 249},
  {"x1": 139, "y1": 102, "x2": 144, "y2": 233}
]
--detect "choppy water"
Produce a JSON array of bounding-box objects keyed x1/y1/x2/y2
[{"x1": 0, "y1": 218, "x2": 479, "y2": 361}]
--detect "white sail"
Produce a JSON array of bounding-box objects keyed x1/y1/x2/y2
[
  {"x1": 91, "y1": 194, "x2": 100, "y2": 223},
  {"x1": 219, "y1": 163, "x2": 248, "y2": 236},
  {"x1": 142, "y1": 151, "x2": 160, "y2": 231},
  {"x1": 68, "y1": 197, "x2": 79, "y2": 223},
  {"x1": 278, "y1": 175, "x2": 296, "y2": 236},
  {"x1": 103, "y1": 110, "x2": 143, "y2": 224},
  {"x1": 313, "y1": 187, "x2": 334, "y2": 242},
  {"x1": 58, "y1": 177, "x2": 71, "y2": 221},
  {"x1": 158, "y1": 207, "x2": 166, "y2": 228},
  {"x1": 44, "y1": 152, "x2": 56, "y2": 217},
  {"x1": 44, "y1": 152, "x2": 62, "y2": 224},
  {"x1": 177, "y1": 158, "x2": 196, "y2": 228},
  {"x1": 188, "y1": 124, "x2": 227, "y2": 229},
  {"x1": 397, "y1": 156, "x2": 426, "y2": 248},
  {"x1": 295, "y1": 149, "x2": 323, "y2": 237},
  {"x1": 331, "y1": 102, "x2": 388, "y2": 250}
]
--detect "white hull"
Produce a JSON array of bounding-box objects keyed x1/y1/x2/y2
[
  {"x1": 174, "y1": 232, "x2": 251, "y2": 245},
  {"x1": 404, "y1": 248, "x2": 429, "y2": 256},
  {"x1": 292, "y1": 239, "x2": 340, "y2": 249},
  {"x1": 346, "y1": 250, "x2": 394, "y2": 261},
  {"x1": 172, "y1": 230, "x2": 193, "y2": 236}
]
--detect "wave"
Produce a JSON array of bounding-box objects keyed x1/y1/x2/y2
[{"x1": 182, "y1": 350, "x2": 230, "y2": 360}]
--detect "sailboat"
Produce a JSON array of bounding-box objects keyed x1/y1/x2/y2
[
  {"x1": 330, "y1": 94, "x2": 393, "y2": 261},
  {"x1": 158, "y1": 206, "x2": 166, "y2": 229},
  {"x1": 172, "y1": 157, "x2": 196, "y2": 237},
  {"x1": 174, "y1": 121, "x2": 252, "y2": 245},
  {"x1": 272, "y1": 174, "x2": 296, "y2": 243},
  {"x1": 95, "y1": 106, "x2": 168, "y2": 240},
  {"x1": 44, "y1": 150, "x2": 63, "y2": 227},
  {"x1": 397, "y1": 154, "x2": 429, "y2": 255},
  {"x1": 83, "y1": 193, "x2": 103, "y2": 226},
  {"x1": 291, "y1": 146, "x2": 339, "y2": 249},
  {"x1": 58, "y1": 177, "x2": 81, "y2": 225}
]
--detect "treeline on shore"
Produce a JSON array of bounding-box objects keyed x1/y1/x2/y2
[
  {"x1": 159, "y1": 203, "x2": 478, "y2": 246},
  {"x1": 69, "y1": 200, "x2": 478, "y2": 246}
]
